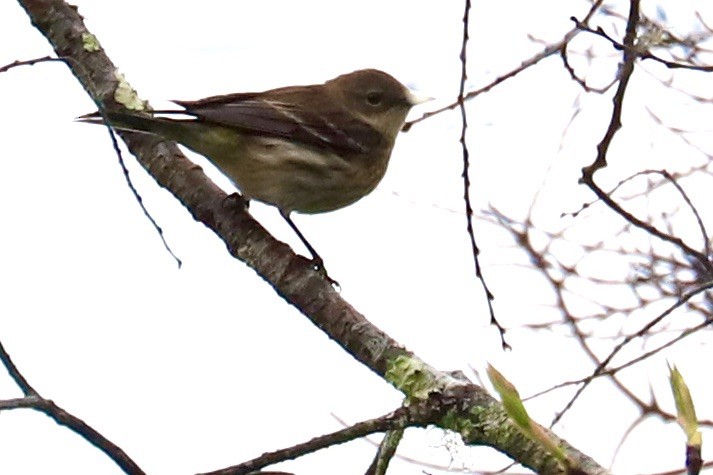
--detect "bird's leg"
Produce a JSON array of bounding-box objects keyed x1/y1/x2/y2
[
  {"x1": 280, "y1": 210, "x2": 338, "y2": 286},
  {"x1": 279, "y1": 210, "x2": 323, "y2": 267}
]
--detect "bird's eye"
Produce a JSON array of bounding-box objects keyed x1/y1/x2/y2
[{"x1": 366, "y1": 90, "x2": 383, "y2": 106}]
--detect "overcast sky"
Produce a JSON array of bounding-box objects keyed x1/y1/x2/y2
[{"x1": 2, "y1": 1, "x2": 712, "y2": 474}]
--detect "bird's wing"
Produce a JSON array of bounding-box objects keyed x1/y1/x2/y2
[{"x1": 173, "y1": 91, "x2": 381, "y2": 154}]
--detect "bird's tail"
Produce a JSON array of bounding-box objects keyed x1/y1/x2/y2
[{"x1": 76, "y1": 110, "x2": 193, "y2": 142}]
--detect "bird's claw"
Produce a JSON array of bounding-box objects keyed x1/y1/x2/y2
[
  {"x1": 222, "y1": 193, "x2": 250, "y2": 211},
  {"x1": 310, "y1": 257, "x2": 340, "y2": 290}
]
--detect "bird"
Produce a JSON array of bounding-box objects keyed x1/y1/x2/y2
[{"x1": 81, "y1": 69, "x2": 429, "y2": 277}]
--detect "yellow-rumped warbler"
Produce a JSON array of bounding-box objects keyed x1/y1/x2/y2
[{"x1": 82, "y1": 69, "x2": 429, "y2": 272}]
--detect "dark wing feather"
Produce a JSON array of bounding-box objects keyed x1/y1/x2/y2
[{"x1": 173, "y1": 89, "x2": 381, "y2": 154}]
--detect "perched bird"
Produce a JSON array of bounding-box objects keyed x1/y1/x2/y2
[{"x1": 81, "y1": 69, "x2": 429, "y2": 273}]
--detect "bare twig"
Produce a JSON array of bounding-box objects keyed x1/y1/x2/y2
[
  {"x1": 455, "y1": 0, "x2": 508, "y2": 348},
  {"x1": 0, "y1": 341, "x2": 145, "y2": 475},
  {"x1": 199, "y1": 408, "x2": 415, "y2": 475},
  {"x1": 0, "y1": 55, "x2": 65, "y2": 73},
  {"x1": 571, "y1": 17, "x2": 713, "y2": 72},
  {"x1": 404, "y1": 0, "x2": 605, "y2": 129},
  {"x1": 2, "y1": 55, "x2": 181, "y2": 267},
  {"x1": 364, "y1": 429, "x2": 404, "y2": 475}
]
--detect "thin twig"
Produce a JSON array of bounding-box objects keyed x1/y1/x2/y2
[
  {"x1": 199, "y1": 408, "x2": 414, "y2": 475},
  {"x1": 365, "y1": 429, "x2": 404, "y2": 475},
  {"x1": 0, "y1": 341, "x2": 145, "y2": 475},
  {"x1": 0, "y1": 340, "x2": 37, "y2": 396},
  {"x1": 0, "y1": 55, "x2": 64, "y2": 73},
  {"x1": 456, "y1": 0, "x2": 507, "y2": 348},
  {"x1": 1, "y1": 55, "x2": 182, "y2": 267},
  {"x1": 572, "y1": 17, "x2": 713, "y2": 72},
  {"x1": 102, "y1": 125, "x2": 183, "y2": 268},
  {"x1": 404, "y1": 0, "x2": 605, "y2": 130},
  {"x1": 551, "y1": 281, "x2": 713, "y2": 425}
]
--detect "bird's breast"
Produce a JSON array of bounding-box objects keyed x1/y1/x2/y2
[{"x1": 227, "y1": 137, "x2": 392, "y2": 214}]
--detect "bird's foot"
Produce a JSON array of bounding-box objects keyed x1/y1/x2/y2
[
  {"x1": 310, "y1": 257, "x2": 340, "y2": 290},
  {"x1": 222, "y1": 193, "x2": 250, "y2": 211}
]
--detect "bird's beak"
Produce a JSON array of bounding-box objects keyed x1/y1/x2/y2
[{"x1": 406, "y1": 90, "x2": 434, "y2": 106}]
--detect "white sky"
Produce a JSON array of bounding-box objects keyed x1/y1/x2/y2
[{"x1": 1, "y1": 1, "x2": 712, "y2": 474}]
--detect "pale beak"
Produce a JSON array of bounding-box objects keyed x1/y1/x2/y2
[{"x1": 406, "y1": 90, "x2": 434, "y2": 106}]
